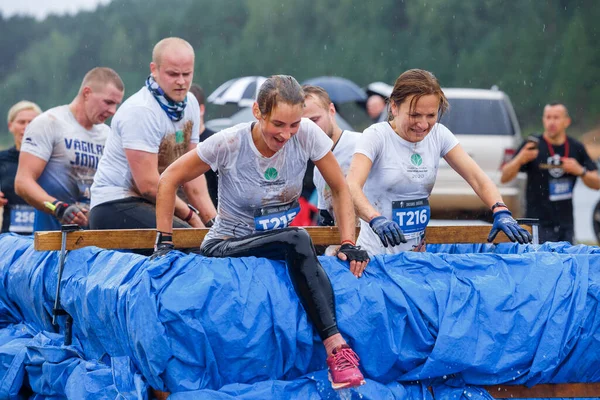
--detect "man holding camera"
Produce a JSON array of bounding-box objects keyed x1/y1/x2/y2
[{"x1": 501, "y1": 102, "x2": 600, "y2": 243}]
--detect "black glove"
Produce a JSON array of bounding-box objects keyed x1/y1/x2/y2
[
  {"x1": 487, "y1": 210, "x2": 532, "y2": 244},
  {"x1": 318, "y1": 209, "x2": 335, "y2": 226},
  {"x1": 338, "y1": 243, "x2": 369, "y2": 263},
  {"x1": 150, "y1": 231, "x2": 175, "y2": 260},
  {"x1": 369, "y1": 216, "x2": 406, "y2": 247},
  {"x1": 53, "y1": 201, "x2": 85, "y2": 224},
  {"x1": 204, "y1": 218, "x2": 215, "y2": 228}
]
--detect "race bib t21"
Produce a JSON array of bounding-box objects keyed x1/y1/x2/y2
[{"x1": 254, "y1": 200, "x2": 300, "y2": 231}]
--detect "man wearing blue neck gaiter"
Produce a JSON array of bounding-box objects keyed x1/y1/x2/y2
[{"x1": 89, "y1": 37, "x2": 217, "y2": 232}]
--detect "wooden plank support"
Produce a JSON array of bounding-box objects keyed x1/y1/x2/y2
[
  {"x1": 485, "y1": 383, "x2": 600, "y2": 398},
  {"x1": 34, "y1": 225, "x2": 531, "y2": 251}
]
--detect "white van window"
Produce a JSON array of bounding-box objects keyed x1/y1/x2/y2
[{"x1": 441, "y1": 98, "x2": 514, "y2": 136}]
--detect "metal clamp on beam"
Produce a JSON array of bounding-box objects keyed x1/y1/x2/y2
[
  {"x1": 52, "y1": 223, "x2": 81, "y2": 346},
  {"x1": 516, "y1": 218, "x2": 540, "y2": 246}
]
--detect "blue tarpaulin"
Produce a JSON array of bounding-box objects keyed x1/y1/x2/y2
[{"x1": 1, "y1": 233, "x2": 599, "y2": 399}]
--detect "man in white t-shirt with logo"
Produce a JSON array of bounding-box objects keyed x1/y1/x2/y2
[
  {"x1": 89, "y1": 37, "x2": 216, "y2": 230},
  {"x1": 302, "y1": 85, "x2": 361, "y2": 228},
  {"x1": 15, "y1": 68, "x2": 124, "y2": 231}
]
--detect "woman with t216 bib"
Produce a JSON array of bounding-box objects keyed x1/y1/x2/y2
[{"x1": 347, "y1": 69, "x2": 532, "y2": 256}]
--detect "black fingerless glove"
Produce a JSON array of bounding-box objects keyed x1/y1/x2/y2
[
  {"x1": 53, "y1": 200, "x2": 69, "y2": 219},
  {"x1": 338, "y1": 243, "x2": 370, "y2": 263},
  {"x1": 52, "y1": 200, "x2": 84, "y2": 224},
  {"x1": 150, "y1": 231, "x2": 174, "y2": 260},
  {"x1": 204, "y1": 218, "x2": 215, "y2": 228}
]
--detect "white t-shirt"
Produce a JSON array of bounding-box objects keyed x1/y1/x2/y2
[
  {"x1": 355, "y1": 122, "x2": 459, "y2": 256},
  {"x1": 20, "y1": 105, "x2": 109, "y2": 230},
  {"x1": 197, "y1": 118, "x2": 333, "y2": 241},
  {"x1": 91, "y1": 87, "x2": 200, "y2": 208},
  {"x1": 313, "y1": 130, "x2": 361, "y2": 220}
]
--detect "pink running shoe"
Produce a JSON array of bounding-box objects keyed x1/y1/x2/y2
[{"x1": 326, "y1": 344, "x2": 366, "y2": 390}]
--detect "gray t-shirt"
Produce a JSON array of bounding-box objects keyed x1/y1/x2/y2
[
  {"x1": 20, "y1": 105, "x2": 109, "y2": 230},
  {"x1": 91, "y1": 87, "x2": 200, "y2": 208},
  {"x1": 197, "y1": 119, "x2": 333, "y2": 241},
  {"x1": 355, "y1": 122, "x2": 459, "y2": 256}
]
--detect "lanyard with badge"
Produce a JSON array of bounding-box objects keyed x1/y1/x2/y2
[{"x1": 543, "y1": 137, "x2": 573, "y2": 201}]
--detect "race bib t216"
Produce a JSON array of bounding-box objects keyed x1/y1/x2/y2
[{"x1": 392, "y1": 198, "x2": 430, "y2": 240}]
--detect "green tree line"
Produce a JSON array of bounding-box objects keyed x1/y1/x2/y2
[{"x1": 1, "y1": 0, "x2": 598, "y2": 144}]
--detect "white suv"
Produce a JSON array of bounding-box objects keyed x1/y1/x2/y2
[{"x1": 430, "y1": 88, "x2": 525, "y2": 218}]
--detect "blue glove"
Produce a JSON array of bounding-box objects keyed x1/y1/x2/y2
[
  {"x1": 369, "y1": 216, "x2": 406, "y2": 247},
  {"x1": 487, "y1": 210, "x2": 532, "y2": 244}
]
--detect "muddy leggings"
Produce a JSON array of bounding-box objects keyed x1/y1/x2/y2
[{"x1": 200, "y1": 227, "x2": 339, "y2": 340}]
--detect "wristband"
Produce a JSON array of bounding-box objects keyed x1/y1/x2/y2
[
  {"x1": 491, "y1": 201, "x2": 507, "y2": 212},
  {"x1": 341, "y1": 239, "x2": 355, "y2": 246},
  {"x1": 155, "y1": 231, "x2": 173, "y2": 246},
  {"x1": 183, "y1": 204, "x2": 198, "y2": 222},
  {"x1": 183, "y1": 208, "x2": 194, "y2": 222},
  {"x1": 580, "y1": 167, "x2": 587, "y2": 177}
]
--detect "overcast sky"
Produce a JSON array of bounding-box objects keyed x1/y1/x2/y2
[{"x1": 0, "y1": 0, "x2": 112, "y2": 20}]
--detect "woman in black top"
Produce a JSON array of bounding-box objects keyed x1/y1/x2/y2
[{"x1": 0, "y1": 101, "x2": 41, "y2": 234}]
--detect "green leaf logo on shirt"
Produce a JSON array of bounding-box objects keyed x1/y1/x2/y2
[
  {"x1": 411, "y1": 153, "x2": 423, "y2": 166},
  {"x1": 264, "y1": 167, "x2": 278, "y2": 180},
  {"x1": 175, "y1": 130, "x2": 184, "y2": 144}
]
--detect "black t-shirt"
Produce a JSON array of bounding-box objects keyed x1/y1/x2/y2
[
  {"x1": 200, "y1": 128, "x2": 219, "y2": 207},
  {"x1": 0, "y1": 146, "x2": 31, "y2": 233},
  {"x1": 517, "y1": 134, "x2": 596, "y2": 227}
]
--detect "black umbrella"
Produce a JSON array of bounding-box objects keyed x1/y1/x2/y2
[{"x1": 302, "y1": 76, "x2": 367, "y2": 104}]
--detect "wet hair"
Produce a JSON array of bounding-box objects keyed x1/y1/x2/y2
[
  {"x1": 545, "y1": 102, "x2": 569, "y2": 117},
  {"x1": 256, "y1": 75, "x2": 305, "y2": 118},
  {"x1": 302, "y1": 85, "x2": 332, "y2": 110},
  {"x1": 79, "y1": 67, "x2": 124, "y2": 94},
  {"x1": 388, "y1": 69, "x2": 448, "y2": 121},
  {"x1": 152, "y1": 37, "x2": 194, "y2": 67},
  {"x1": 189, "y1": 84, "x2": 206, "y2": 105},
  {"x1": 7, "y1": 100, "x2": 42, "y2": 124}
]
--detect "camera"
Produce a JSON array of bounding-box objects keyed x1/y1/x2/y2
[{"x1": 526, "y1": 135, "x2": 539, "y2": 149}]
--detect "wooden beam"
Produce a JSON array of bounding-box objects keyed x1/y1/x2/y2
[
  {"x1": 33, "y1": 225, "x2": 531, "y2": 251},
  {"x1": 486, "y1": 383, "x2": 600, "y2": 398}
]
